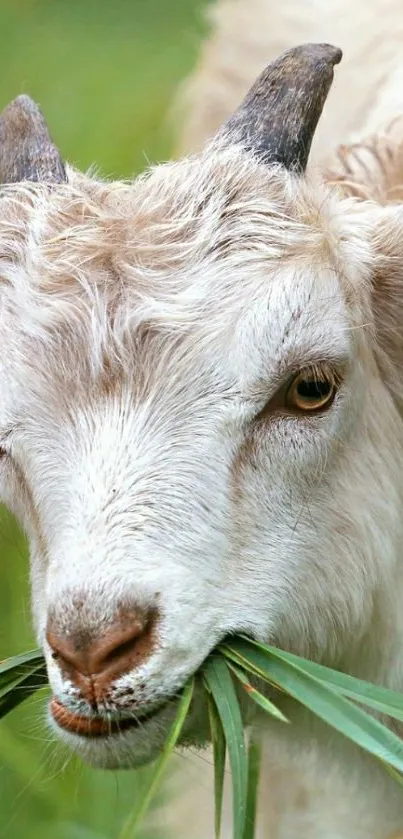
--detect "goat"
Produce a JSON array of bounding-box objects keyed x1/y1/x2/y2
[{"x1": 1, "y1": 12, "x2": 403, "y2": 839}]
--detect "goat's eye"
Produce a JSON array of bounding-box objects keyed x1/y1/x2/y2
[{"x1": 285, "y1": 370, "x2": 336, "y2": 413}]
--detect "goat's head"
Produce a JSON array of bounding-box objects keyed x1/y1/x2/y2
[{"x1": 1, "y1": 45, "x2": 403, "y2": 768}]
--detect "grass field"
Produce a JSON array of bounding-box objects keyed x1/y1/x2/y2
[{"x1": 0, "y1": 2, "x2": 206, "y2": 836}]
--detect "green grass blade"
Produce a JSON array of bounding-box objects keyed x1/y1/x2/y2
[
  {"x1": 382, "y1": 761, "x2": 403, "y2": 786},
  {"x1": 242, "y1": 733, "x2": 262, "y2": 839},
  {"x1": 223, "y1": 640, "x2": 403, "y2": 774},
  {"x1": 227, "y1": 662, "x2": 288, "y2": 723},
  {"x1": 238, "y1": 637, "x2": 403, "y2": 722},
  {"x1": 0, "y1": 671, "x2": 48, "y2": 717},
  {"x1": 220, "y1": 646, "x2": 285, "y2": 691},
  {"x1": 203, "y1": 657, "x2": 248, "y2": 839},
  {"x1": 119, "y1": 679, "x2": 194, "y2": 839},
  {"x1": 0, "y1": 649, "x2": 48, "y2": 717},
  {"x1": 207, "y1": 692, "x2": 227, "y2": 839},
  {"x1": 0, "y1": 649, "x2": 45, "y2": 674}
]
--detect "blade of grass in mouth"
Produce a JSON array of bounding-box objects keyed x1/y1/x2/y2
[{"x1": 118, "y1": 678, "x2": 194, "y2": 839}]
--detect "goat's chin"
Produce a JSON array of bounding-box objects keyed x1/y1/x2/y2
[{"x1": 47, "y1": 697, "x2": 209, "y2": 770}]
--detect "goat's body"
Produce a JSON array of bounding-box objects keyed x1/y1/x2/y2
[{"x1": 172, "y1": 2, "x2": 403, "y2": 837}]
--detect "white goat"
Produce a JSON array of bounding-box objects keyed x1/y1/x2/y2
[{"x1": 1, "y1": 4, "x2": 403, "y2": 839}]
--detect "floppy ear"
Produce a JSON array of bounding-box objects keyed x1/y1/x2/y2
[{"x1": 369, "y1": 202, "x2": 403, "y2": 407}]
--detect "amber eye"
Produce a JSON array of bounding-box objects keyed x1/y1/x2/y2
[{"x1": 285, "y1": 370, "x2": 337, "y2": 413}]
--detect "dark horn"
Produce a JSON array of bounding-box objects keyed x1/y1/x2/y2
[
  {"x1": 0, "y1": 94, "x2": 66, "y2": 183},
  {"x1": 219, "y1": 43, "x2": 342, "y2": 172}
]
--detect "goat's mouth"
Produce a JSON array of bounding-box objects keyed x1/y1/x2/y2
[{"x1": 50, "y1": 697, "x2": 163, "y2": 739}]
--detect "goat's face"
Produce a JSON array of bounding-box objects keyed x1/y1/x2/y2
[
  {"x1": 1, "y1": 146, "x2": 402, "y2": 767},
  {"x1": 2, "y1": 39, "x2": 403, "y2": 766}
]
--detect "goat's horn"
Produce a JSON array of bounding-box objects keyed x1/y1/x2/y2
[
  {"x1": 220, "y1": 43, "x2": 342, "y2": 172},
  {"x1": 0, "y1": 94, "x2": 66, "y2": 184}
]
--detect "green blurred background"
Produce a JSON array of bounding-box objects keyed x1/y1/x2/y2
[{"x1": 0, "y1": 1, "x2": 207, "y2": 836}]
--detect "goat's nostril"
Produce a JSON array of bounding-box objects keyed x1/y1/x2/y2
[
  {"x1": 46, "y1": 608, "x2": 158, "y2": 696},
  {"x1": 101, "y1": 626, "x2": 145, "y2": 667},
  {"x1": 93, "y1": 621, "x2": 148, "y2": 671}
]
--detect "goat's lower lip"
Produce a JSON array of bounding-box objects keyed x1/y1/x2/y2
[{"x1": 50, "y1": 697, "x2": 152, "y2": 739}]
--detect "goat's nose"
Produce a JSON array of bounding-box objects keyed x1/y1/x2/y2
[{"x1": 46, "y1": 608, "x2": 157, "y2": 700}]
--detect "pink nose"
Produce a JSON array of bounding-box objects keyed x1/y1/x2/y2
[{"x1": 46, "y1": 607, "x2": 157, "y2": 704}]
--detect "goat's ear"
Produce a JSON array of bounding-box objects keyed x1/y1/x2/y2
[
  {"x1": 370, "y1": 204, "x2": 403, "y2": 405},
  {"x1": 0, "y1": 95, "x2": 66, "y2": 184},
  {"x1": 215, "y1": 43, "x2": 342, "y2": 172},
  {"x1": 325, "y1": 125, "x2": 403, "y2": 405},
  {"x1": 325, "y1": 118, "x2": 403, "y2": 203}
]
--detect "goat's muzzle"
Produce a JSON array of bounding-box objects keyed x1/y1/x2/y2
[{"x1": 46, "y1": 605, "x2": 158, "y2": 705}]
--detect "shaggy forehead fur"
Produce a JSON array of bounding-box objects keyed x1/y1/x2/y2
[{"x1": 0, "y1": 144, "x2": 370, "y2": 396}]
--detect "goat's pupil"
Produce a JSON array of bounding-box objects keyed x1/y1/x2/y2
[{"x1": 297, "y1": 379, "x2": 330, "y2": 401}]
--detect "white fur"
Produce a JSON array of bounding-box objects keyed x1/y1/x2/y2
[{"x1": 2, "y1": 3, "x2": 403, "y2": 837}]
